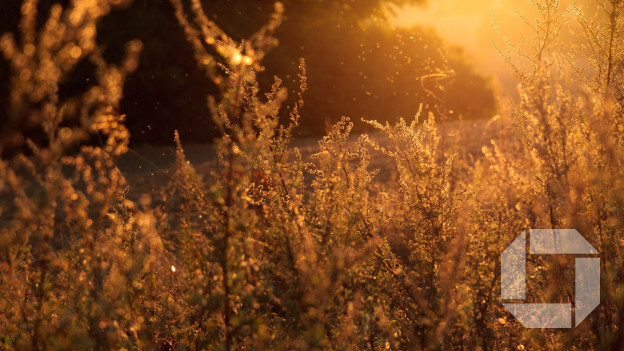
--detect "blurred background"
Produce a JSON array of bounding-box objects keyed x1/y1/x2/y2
[{"x1": 1, "y1": 0, "x2": 508, "y2": 145}]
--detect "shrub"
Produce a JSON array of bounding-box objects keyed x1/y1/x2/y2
[{"x1": 1, "y1": 0, "x2": 623, "y2": 349}]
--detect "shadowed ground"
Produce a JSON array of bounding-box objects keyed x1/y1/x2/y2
[{"x1": 118, "y1": 117, "x2": 512, "y2": 198}]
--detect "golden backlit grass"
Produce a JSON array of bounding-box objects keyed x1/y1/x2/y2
[{"x1": 0, "y1": 0, "x2": 623, "y2": 349}]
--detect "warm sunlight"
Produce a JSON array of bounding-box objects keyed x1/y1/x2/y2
[
  {"x1": 390, "y1": 0, "x2": 512, "y2": 85},
  {"x1": 1, "y1": 0, "x2": 622, "y2": 349},
  {"x1": 389, "y1": 0, "x2": 592, "y2": 93}
]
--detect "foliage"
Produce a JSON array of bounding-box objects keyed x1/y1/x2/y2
[
  {"x1": 0, "y1": 0, "x2": 496, "y2": 143},
  {"x1": 0, "y1": 0, "x2": 155, "y2": 348},
  {"x1": 0, "y1": 0, "x2": 623, "y2": 349}
]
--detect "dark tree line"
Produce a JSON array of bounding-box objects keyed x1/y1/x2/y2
[{"x1": 1, "y1": 0, "x2": 496, "y2": 145}]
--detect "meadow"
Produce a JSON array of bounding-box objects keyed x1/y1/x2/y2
[{"x1": 0, "y1": 0, "x2": 623, "y2": 349}]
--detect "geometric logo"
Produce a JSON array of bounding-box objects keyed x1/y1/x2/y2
[{"x1": 501, "y1": 229, "x2": 600, "y2": 328}]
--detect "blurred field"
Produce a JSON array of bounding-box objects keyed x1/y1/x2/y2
[{"x1": 119, "y1": 117, "x2": 506, "y2": 195}]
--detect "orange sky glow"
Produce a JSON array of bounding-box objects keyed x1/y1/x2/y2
[{"x1": 388, "y1": 0, "x2": 589, "y2": 94}]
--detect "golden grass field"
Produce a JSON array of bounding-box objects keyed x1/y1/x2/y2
[{"x1": 1, "y1": 0, "x2": 623, "y2": 349}]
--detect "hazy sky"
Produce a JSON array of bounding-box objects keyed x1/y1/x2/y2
[{"x1": 389, "y1": 0, "x2": 571, "y2": 93}]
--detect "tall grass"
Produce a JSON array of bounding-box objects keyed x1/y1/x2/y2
[{"x1": 1, "y1": 0, "x2": 623, "y2": 349}]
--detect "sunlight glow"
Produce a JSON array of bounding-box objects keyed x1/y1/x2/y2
[{"x1": 388, "y1": 0, "x2": 588, "y2": 92}]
